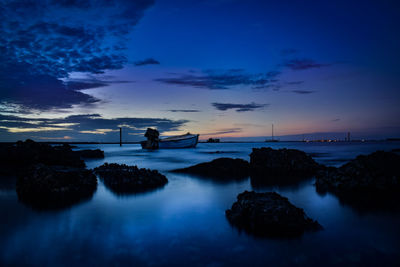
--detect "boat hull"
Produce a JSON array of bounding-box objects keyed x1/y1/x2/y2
[{"x1": 159, "y1": 134, "x2": 199, "y2": 149}]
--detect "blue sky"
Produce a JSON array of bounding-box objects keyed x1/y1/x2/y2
[{"x1": 0, "y1": 0, "x2": 399, "y2": 142}]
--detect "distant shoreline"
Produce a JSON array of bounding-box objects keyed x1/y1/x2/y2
[{"x1": 1, "y1": 139, "x2": 399, "y2": 145}]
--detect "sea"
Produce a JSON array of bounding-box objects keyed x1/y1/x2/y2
[{"x1": 1, "y1": 141, "x2": 400, "y2": 266}]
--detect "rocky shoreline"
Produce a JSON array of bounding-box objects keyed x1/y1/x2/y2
[
  {"x1": 2, "y1": 140, "x2": 399, "y2": 237},
  {"x1": 0, "y1": 140, "x2": 103, "y2": 210},
  {"x1": 172, "y1": 147, "x2": 321, "y2": 185},
  {"x1": 16, "y1": 164, "x2": 97, "y2": 210},
  {"x1": 94, "y1": 163, "x2": 168, "y2": 194},
  {"x1": 315, "y1": 151, "x2": 400, "y2": 209}
]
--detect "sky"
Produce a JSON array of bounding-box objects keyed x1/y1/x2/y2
[{"x1": 0, "y1": 0, "x2": 399, "y2": 142}]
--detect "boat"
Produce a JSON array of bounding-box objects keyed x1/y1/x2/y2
[
  {"x1": 140, "y1": 128, "x2": 199, "y2": 149},
  {"x1": 159, "y1": 133, "x2": 199, "y2": 148}
]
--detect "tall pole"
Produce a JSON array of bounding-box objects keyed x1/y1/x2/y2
[
  {"x1": 120, "y1": 127, "x2": 122, "y2": 146},
  {"x1": 272, "y1": 123, "x2": 274, "y2": 141}
]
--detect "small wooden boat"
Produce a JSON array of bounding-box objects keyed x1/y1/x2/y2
[
  {"x1": 140, "y1": 128, "x2": 199, "y2": 149},
  {"x1": 159, "y1": 133, "x2": 199, "y2": 149}
]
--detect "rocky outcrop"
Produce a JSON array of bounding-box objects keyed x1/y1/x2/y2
[
  {"x1": 0, "y1": 140, "x2": 85, "y2": 175},
  {"x1": 76, "y1": 149, "x2": 105, "y2": 159},
  {"x1": 316, "y1": 151, "x2": 400, "y2": 204},
  {"x1": 250, "y1": 147, "x2": 321, "y2": 184},
  {"x1": 172, "y1": 158, "x2": 250, "y2": 179},
  {"x1": 94, "y1": 163, "x2": 168, "y2": 194},
  {"x1": 16, "y1": 164, "x2": 97, "y2": 210},
  {"x1": 0, "y1": 140, "x2": 108, "y2": 176},
  {"x1": 226, "y1": 191, "x2": 322, "y2": 237}
]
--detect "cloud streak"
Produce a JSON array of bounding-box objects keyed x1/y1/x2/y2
[
  {"x1": 201, "y1": 128, "x2": 243, "y2": 136},
  {"x1": 283, "y1": 59, "x2": 331, "y2": 70},
  {"x1": 291, "y1": 90, "x2": 316, "y2": 94},
  {"x1": 155, "y1": 69, "x2": 281, "y2": 90},
  {"x1": 167, "y1": 109, "x2": 200, "y2": 113},
  {"x1": 134, "y1": 58, "x2": 160, "y2": 66},
  {"x1": 212, "y1": 102, "x2": 268, "y2": 112}
]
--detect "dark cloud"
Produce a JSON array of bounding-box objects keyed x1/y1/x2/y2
[
  {"x1": 253, "y1": 84, "x2": 281, "y2": 91},
  {"x1": 0, "y1": 113, "x2": 188, "y2": 142},
  {"x1": 286, "y1": 81, "x2": 305, "y2": 85},
  {"x1": 65, "y1": 81, "x2": 109, "y2": 90},
  {"x1": 167, "y1": 109, "x2": 200, "y2": 113},
  {"x1": 212, "y1": 102, "x2": 268, "y2": 112},
  {"x1": 65, "y1": 77, "x2": 133, "y2": 90},
  {"x1": 283, "y1": 59, "x2": 331, "y2": 70},
  {"x1": 134, "y1": 58, "x2": 160, "y2": 66},
  {"x1": 0, "y1": 60, "x2": 100, "y2": 111},
  {"x1": 291, "y1": 90, "x2": 316, "y2": 94},
  {"x1": 331, "y1": 118, "x2": 340, "y2": 122},
  {"x1": 0, "y1": 0, "x2": 154, "y2": 111},
  {"x1": 155, "y1": 69, "x2": 280, "y2": 90},
  {"x1": 201, "y1": 128, "x2": 243, "y2": 136}
]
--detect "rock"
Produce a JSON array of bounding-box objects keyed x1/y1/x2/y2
[
  {"x1": 226, "y1": 191, "x2": 322, "y2": 237},
  {"x1": 76, "y1": 149, "x2": 105, "y2": 159},
  {"x1": 0, "y1": 140, "x2": 85, "y2": 175},
  {"x1": 94, "y1": 163, "x2": 168, "y2": 194},
  {"x1": 171, "y1": 158, "x2": 250, "y2": 179},
  {"x1": 315, "y1": 151, "x2": 400, "y2": 207},
  {"x1": 16, "y1": 164, "x2": 97, "y2": 210},
  {"x1": 250, "y1": 147, "x2": 321, "y2": 184}
]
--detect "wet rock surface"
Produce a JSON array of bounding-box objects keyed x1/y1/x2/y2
[
  {"x1": 172, "y1": 158, "x2": 250, "y2": 179},
  {"x1": 0, "y1": 140, "x2": 106, "y2": 175},
  {"x1": 315, "y1": 151, "x2": 400, "y2": 208},
  {"x1": 0, "y1": 140, "x2": 85, "y2": 175},
  {"x1": 226, "y1": 191, "x2": 322, "y2": 237},
  {"x1": 250, "y1": 147, "x2": 321, "y2": 184},
  {"x1": 94, "y1": 163, "x2": 168, "y2": 194},
  {"x1": 16, "y1": 164, "x2": 97, "y2": 210}
]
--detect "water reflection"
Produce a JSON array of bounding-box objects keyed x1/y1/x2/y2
[{"x1": 1, "y1": 142, "x2": 400, "y2": 265}]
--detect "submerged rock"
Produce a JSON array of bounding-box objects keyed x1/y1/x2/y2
[
  {"x1": 16, "y1": 164, "x2": 97, "y2": 210},
  {"x1": 76, "y1": 149, "x2": 105, "y2": 159},
  {"x1": 94, "y1": 163, "x2": 168, "y2": 194},
  {"x1": 172, "y1": 158, "x2": 250, "y2": 179},
  {"x1": 250, "y1": 147, "x2": 321, "y2": 184},
  {"x1": 226, "y1": 191, "x2": 322, "y2": 237},
  {"x1": 315, "y1": 151, "x2": 400, "y2": 207}
]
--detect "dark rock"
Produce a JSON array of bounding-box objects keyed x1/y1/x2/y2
[
  {"x1": 172, "y1": 158, "x2": 250, "y2": 179},
  {"x1": 76, "y1": 149, "x2": 105, "y2": 159},
  {"x1": 94, "y1": 163, "x2": 168, "y2": 194},
  {"x1": 226, "y1": 191, "x2": 322, "y2": 237},
  {"x1": 250, "y1": 147, "x2": 321, "y2": 184},
  {"x1": 16, "y1": 164, "x2": 97, "y2": 210},
  {"x1": 0, "y1": 140, "x2": 85, "y2": 175},
  {"x1": 315, "y1": 151, "x2": 400, "y2": 208}
]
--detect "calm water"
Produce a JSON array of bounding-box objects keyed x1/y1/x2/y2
[{"x1": 1, "y1": 142, "x2": 400, "y2": 266}]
